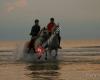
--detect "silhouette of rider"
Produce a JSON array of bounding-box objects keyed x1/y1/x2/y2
[
  {"x1": 47, "y1": 18, "x2": 62, "y2": 49},
  {"x1": 30, "y1": 19, "x2": 40, "y2": 38},
  {"x1": 28, "y1": 19, "x2": 40, "y2": 52}
]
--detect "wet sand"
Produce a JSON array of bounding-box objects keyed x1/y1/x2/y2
[
  {"x1": 0, "y1": 62, "x2": 100, "y2": 80},
  {"x1": 0, "y1": 40, "x2": 100, "y2": 80}
]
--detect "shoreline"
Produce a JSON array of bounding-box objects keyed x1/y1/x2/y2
[
  {"x1": 61, "y1": 40, "x2": 100, "y2": 48},
  {"x1": 0, "y1": 40, "x2": 100, "y2": 49}
]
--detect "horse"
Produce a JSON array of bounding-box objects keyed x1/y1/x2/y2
[
  {"x1": 43, "y1": 27, "x2": 60, "y2": 60},
  {"x1": 24, "y1": 27, "x2": 48, "y2": 58},
  {"x1": 24, "y1": 27, "x2": 60, "y2": 60}
]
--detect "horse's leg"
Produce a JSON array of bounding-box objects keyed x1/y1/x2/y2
[
  {"x1": 49, "y1": 49, "x2": 52, "y2": 56},
  {"x1": 32, "y1": 44, "x2": 35, "y2": 53},
  {"x1": 28, "y1": 43, "x2": 34, "y2": 53},
  {"x1": 54, "y1": 49, "x2": 58, "y2": 58},
  {"x1": 27, "y1": 47, "x2": 31, "y2": 53},
  {"x1": 27, "y1": 40, "x2": 33, "y2": 53},
  {"x1": 45, "y1": 50, "x2": 47, "y2": 60}
]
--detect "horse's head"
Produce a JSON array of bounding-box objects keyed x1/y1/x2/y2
[{"x1": 53, "y1": 27, "x2": 60, "y2": 35}]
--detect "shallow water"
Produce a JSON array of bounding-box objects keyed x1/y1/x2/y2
[{"x1": 0, "y1": 46, "x2": 100, "y2": 80}]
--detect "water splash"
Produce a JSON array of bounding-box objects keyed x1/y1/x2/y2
[
  {"x1": 0, "y1": 42, "x2": 36, "y2": 62},
  {"x1": 15, "y1": 42, "x2": 38, "y2": 62}
]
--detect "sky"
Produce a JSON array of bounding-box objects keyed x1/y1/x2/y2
[{"x1": 0, "y1": 0, "x2": 100, "y2": 40}]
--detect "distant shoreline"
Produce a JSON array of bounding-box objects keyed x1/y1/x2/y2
[{"x1": 0, "y1": 40, "x2": 100, "y2": 49}]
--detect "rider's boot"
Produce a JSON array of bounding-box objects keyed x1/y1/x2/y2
[{"x1": 58, "y1": 35, "x2": 62, "y2": 49}]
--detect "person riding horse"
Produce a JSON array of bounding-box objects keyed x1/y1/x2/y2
[
  {"x1": 30, "y1": 19, "x2": 40, "y2": 38},
  {"x1": 27, "y1": 18, "x2": 61, "y2": 54},
  {"x1": 28, "y1": 19, "x2": 40, "y2": 53},
  {"x1": 47, "y1": 18, "x2": 62, "y2": 49},
  {"x1": 25, "y1": 18, "x2": 61, "y2": 59}
]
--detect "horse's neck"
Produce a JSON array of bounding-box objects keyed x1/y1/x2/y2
[
  {"x1": 48, "y1": 33, "x2": 57, "y2": 44},
  {"x1": 42, "y1": 33, "x2": 55, "y2": 47}
]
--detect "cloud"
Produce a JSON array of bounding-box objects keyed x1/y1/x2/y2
[
  {"x1": 6, "y1": 0, "x2": 28, "y2": 13},
  {"x1": 16, "y1": 0, "x2": 27, "y2": 8},
  {"x1": 6, "y1": 2, "x2": 15, "y2": 12},
  {"x1": 7, "y1": 6, "x2": 15, "y2": 12}
]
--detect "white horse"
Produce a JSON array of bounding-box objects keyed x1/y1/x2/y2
[{"x1": 43, "y1": 27, "x2": 60, "y2": 60}]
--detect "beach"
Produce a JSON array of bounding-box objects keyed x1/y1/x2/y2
[{"x1": 0, "y1": 40, "x2": 100, "y2": 80}]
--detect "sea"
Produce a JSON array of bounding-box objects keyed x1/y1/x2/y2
[{"x1": 0, "y1": 41, "x2": 100, "y2": 80}]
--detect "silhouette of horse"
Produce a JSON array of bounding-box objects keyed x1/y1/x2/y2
[
  {"x1": 43, "y1": 27, "x2": 60, "y2": 60},
  {"x1": 24, "y1": 27, "x2": 60, "y2": 60}
]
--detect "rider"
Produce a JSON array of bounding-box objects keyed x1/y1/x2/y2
[
  {"x1": 47, "y1": 18, "x2": 56, "y2": 36},
  {"x1": 28, "y1": 19, "x2": 40, "y2": 52},
  {"x1": 47, "y1": 18, "x2": 62, "y2": 49},
  {"x1": 30, "y1": 19, "x2": 40, "y2": 38}
]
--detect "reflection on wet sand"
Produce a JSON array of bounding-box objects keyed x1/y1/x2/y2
[
  {"x1": 27, "y1": 61, "x2": 60, "y2": 80},
  {"x1": 0, "y1": 43, "x2": 100, "y2": 80}
]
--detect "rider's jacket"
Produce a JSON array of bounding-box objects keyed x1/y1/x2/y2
[
  {"x1": 30, "y1": 24, "x2": 40, "y2": 37},
  {"x1": 47, "y1": 22, "x2": 56, "y2": 32}
]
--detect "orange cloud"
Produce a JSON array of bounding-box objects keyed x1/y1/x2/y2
[
  {"x1": 6, "y1": 0, "x2": 28, "y2": 13},
  {"x1": 16, "y1": 0, "x2": 27, "y2": 8},
  {"x1": 7, "y1": 5, "x2": 15, "y2": 12}
]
